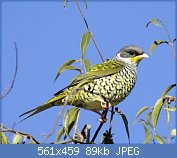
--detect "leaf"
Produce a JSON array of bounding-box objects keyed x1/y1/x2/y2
[
  {"x1": 12, "y1": 133, "x2": 22, "y2": 144},
  {"x1": 1, "y1": 132, "x2": 8, "y2": 144},
  {"x1": 136, "y1": 106, "x2": 150, "y2": 119},
  {"x1": 119, "y1": 113, "x2": 130, "y2": 143},
  {"x1": 101, "y1": 130, "x2": 114, "y2": 144},
  {"x1": 165, "y1": 102, "x2": 170, "y2": 124},
  {"x1": 146, "y1": 19, "x2": 161, "y2": 28},
  {"x1": 84, "y1": 59, "x2": 92, "y2": 72},
  {"x1": 80, "y1": 32, "x2": 91, "y2": 59},
  {"x1": 142, "y1": 123, "x2": 151, "y2": 144},
  {"x1": 171, "y1": 129, "x2": 176, "y2": 136},
  {"x1": 64, "y1": 0, "x2": 68, "y2": 8},
  {"x1": 54, "y1": 59, "x2": 81, "y2": 82},
  {"x1": 154, "y1": 135, "x2": 165, "y2": 144},
  {"x1": 173, "y1": 38, "x2": 176, "y2": 43},
  {"x1": 63, "y1": 108, "x2": 80, "y2": 138},
  {"x1": 152, "y1": 98, "x2": 164, "y2": 130},
  {"x1": 164, "y1": 105, "x2": 176, "y2": 112},
  {"x1": 161, "y1": 84, "x2": 176, "y2": 97},
  {"x1": 149, "y1": 40, "x2": 168, "y2": 54},
  {"x1": 146, "y1": 111, "x2": 152, "y2": 123},
  {"x1": 55, "y1": 127, "x2": 65, "y2": 143}
]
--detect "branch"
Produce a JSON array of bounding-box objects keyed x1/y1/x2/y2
[
  {"x1": 74, "y1": 0, "x2": 104, "y2": 62},
  {"x1": 109, "y1": 107, "x2": 115, "y2": 135},
  {"x1": 1, "y1": 124, "x2": 40, "y2": 144},
  {"x1": 41, "y1": 86, "x2": 82, "y2": 143},
  {"x1": 0, "y1": 42, "x2": 18, "y2": 99}
]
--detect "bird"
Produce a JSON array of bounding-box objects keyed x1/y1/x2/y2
[{"x1": 20, "y1": 45, "x2": 148, "y2": 120}]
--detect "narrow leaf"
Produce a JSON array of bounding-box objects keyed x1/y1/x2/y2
[
  {"x1": 136, "y1": 106, "x2": 150, "y2": 119},
  {"x1": 55, "y1": 127, "x2": 65, "y2": 143},
  {"x1": 12, "y1": 134, "x2": 22, "y2": 144},
  {"x1": 64, "y1": 0, "x2": 68, "y2": 8},
  {"x1": 164, "y1": 105, "x2": 176, "y2": 112},
  {"x1": 154, "y1": 135, "x2": 165, "y2": 144},
  {"x1": 55, "y1": 59, "x2": 80, "y2": 82},
  {"x1": 152, "y1": 98, "x2": 164, "y2": 129},
  {"x1": 142, "y1": 123, "x2": 151, "y2": 144},
  {"x1": 149, "y1": 40, "x2": 168, "y2": 54},
  {"x1": 63, "y1": 108, "x2": 80, "y2": 138},
  {"x1": 146, "y1": 111, "x2": 152, "y2": 123},
  {"x1": 146, "y1": 19, "x2": 161, "y2": 28},
  {"x1": 161, "y1": 84, "x2": 176, "y2": 97},
  {"x1": 120, "y1": 113, "x2": 130, "y2": 143},
  {"x1": 171, "y1": 129, "x2": 176, "y2": 136},
  {"x1": 84, "y1": 59, "x2": 92, "y2": 72},
  {"x1": 1, "y1": 132, "x2": 8, "y2": 144},
  {"x1": 165, "y1": 102, "x2": 170, "y2": 124},
  {"x1": 80, "y1": 32, "x2": 91, "y2": 59},
  {"x1": 173, "y1": 38, "x2": 176, "y2": 43}
]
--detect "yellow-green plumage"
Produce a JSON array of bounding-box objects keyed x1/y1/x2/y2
[{"x1": 20, "y1": 45, "x2": 148, "y2": 120}]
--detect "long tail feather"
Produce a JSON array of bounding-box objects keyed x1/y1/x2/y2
[{"x1": 19, "y1": 94, "x2": 65, "y2": 121}]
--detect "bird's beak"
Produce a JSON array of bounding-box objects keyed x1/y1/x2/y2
[
  {"x1": 140, "y1": 53, "x2": 149, "y2": 58},
  {"x1": 131, "y1": 53, "x2": 149, "y2": 64}
]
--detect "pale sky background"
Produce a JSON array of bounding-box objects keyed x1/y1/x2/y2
[{"x1": 2, "y1": 1, "x2": 176, "y2": 143}]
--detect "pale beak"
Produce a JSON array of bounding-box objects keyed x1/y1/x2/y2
[{"x1": 140, "y1": 53, "x2": 149, "y2": 58}]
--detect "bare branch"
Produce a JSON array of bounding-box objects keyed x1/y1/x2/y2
[
  {"x1": 1, "y1": 42, "x2": 18, "y2": 99},
  {"x1": 74, "y1": 0, "x2": 104, "y2": 62},
  {"x1": 1, "y1": 124, "x2": 40, "y2": 144}
]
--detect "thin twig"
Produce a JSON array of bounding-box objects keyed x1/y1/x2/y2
[
  {"x1": 41, "y1": 86, "x2": 82, "y2": 143},
  {"x1": 109, "y1": 107, "x2": 115, "y2": 135},
  {"x1": 1, "y1": 42, "x2": 18, "y2": 99},
  {"x1": 90, "y1": 109, "x2": 108, "y2": 144},
  {"x1": 158, "y1": 19, "x2": 176, "y2": 58},
  {"x1": 1, "y1": 124, "x2": 40, "y2": 144},
  {"x1": 73, "y1": 110, "x2": 80, "y2": 140},
  {"x1": 74, "y1": 0, "x2": 104, "y2": 62}
]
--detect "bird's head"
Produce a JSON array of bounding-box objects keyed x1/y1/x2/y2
[{"x1": 115, "y1": 45, "x2": 149, "y2": 66}]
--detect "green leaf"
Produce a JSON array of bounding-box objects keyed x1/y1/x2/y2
[
  {"x1": 80, "y1": 32, "x2": 91, "y2": 59},
  {"x1": 1, "y1": 132, "x2": 8, "y2": 144},
  {"x1": 146, "y1": 19, "x2": 161, "y2": 28},
  {"x1": 142, "y1": 123, "x2": 151, "y2": 144},
  {"x1": 146, "y1": 111, "x2": 152, "y2": 123},
  {"x1": 54, "y1": 59, "x2": 81, "y2": 82},
  {"x1": 154, "y1": 135, "x2": 165, "y2": 144},
  {"x1": 55, "y1": 127, "x2": 65, "y2": 143},
  {"x1": 12, "y1": 133, "x2": 22, "y2": 144},
  {"x1": 63, "y1": 108, "x2": 80, "y2": 138},
  {"x1": 136, "y1": 106, "x2": 150, "y2": 119},
  {"x1": 161, "y1": 84, "x2": 176, "y2": 97},
  {"x1": 164, "y1": 105, "x2": 176, "y2": 112},
  {"x1": 165, "y1": 102, "x2": 170, "y2": 124},
  {"x1": 149, "y1": 40, "x2": 168, "y2": 54},
  {"x1": 119, "y1": 113, "x2": 130, "y2": 143},
  {"x1": 84, "y1": 59, "x2": 92, "y2": 72},
  {"x1": 152, "y1": 98, "x2": 164, "y2": 130},
  {"x1": 64, "y1": 0, "x2": 68, "y2": 8}
]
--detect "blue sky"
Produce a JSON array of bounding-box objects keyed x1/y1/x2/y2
[{"x1": 2, "y1": 1, "x2": 176, "y2": 143}]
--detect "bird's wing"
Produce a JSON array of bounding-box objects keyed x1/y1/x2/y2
[{"x1": 54, "y1": 59, "x2": 124, "y2": 96}]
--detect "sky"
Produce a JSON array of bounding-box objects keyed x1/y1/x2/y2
[{"x1": 1, "y1": 1, "x2": 176, "y2": 144}]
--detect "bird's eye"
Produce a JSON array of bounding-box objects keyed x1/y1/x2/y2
[{"x1": 129, "y1": 51, "x2": 134, "y2": 55}]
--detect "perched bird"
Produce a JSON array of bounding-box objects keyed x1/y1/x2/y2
[{"x1": 20, "y1": 45, "x2": 148, "y2": 120}]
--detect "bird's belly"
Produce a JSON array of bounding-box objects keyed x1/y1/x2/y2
[{"x1": 71, "y1": 72, "x2": 137, "y2": 110}]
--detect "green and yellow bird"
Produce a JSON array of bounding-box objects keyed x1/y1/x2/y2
[{"x1": 20, "y1": 45, "x2": 148, "y2": 120}]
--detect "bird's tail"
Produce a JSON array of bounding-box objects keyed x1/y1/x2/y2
[{"x1": 19, "y1": 94, "x2": 65, "y2": 121}]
